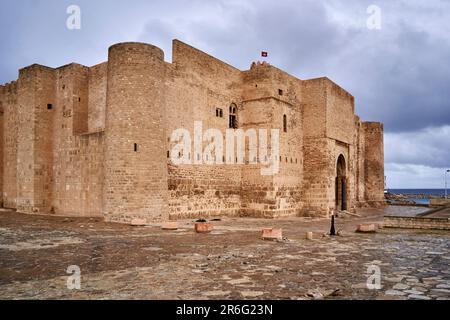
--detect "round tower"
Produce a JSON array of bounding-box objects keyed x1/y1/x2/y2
[{"x1": 103, "y1": 42, "x2": 168, "y2": 223}]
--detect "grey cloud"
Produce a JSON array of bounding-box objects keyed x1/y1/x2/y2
[{"x1": 385, "y1": 125, "x2": 450, "y2": 168}]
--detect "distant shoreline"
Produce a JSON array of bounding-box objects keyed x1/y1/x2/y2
[{"x1": 385, "y1": 189, "x2": 447, "y2": 205}]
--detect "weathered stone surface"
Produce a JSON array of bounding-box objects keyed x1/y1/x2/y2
[
  {"x1": 195, "y1": 222, "x2": 214, "y2": 234},
  {"x1": 408, "y1": 294, "x2": 431, "y2": 300},
  {"x1": 356, "y1": 224, "x2": 377, "y2": 233},
  {"x1": 262, "y1": 228, "x2": 282, "y2": 241},
  {"x1": 161, "y1": 222, "x2": 178, "y2": 230},
  {"x1": 385, "y1": 290, "x2": 407, "y2": 296},
  {"x1": 0, "y1": 40, "x2": 384, "y2": 223},
  {"x1": 393, "y1": 283, "x2": 410, "y2": 290},
  {"x1": 1, "y1": 208, "x2": 448, "y2": 300},
  {"x1": 130, "y1": 218, "x2": 147, "y2": 226}
]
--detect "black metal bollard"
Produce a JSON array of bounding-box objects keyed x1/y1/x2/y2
[{"x1": 330, "y1": 214, "x2": 336, "y2": 236}]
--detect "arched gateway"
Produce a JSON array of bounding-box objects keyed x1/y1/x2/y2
[{"x1": 335, "y1": 155, "x2": 347, "y2": 211}]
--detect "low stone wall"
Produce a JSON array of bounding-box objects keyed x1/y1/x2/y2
[
  {"x1": 384, "y1": 216, "x2": 450, "y2": 231},
  {"x1": 429, "y1": 199, "x2": 450, "y2": 207}
]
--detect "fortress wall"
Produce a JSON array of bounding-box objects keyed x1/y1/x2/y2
[
  {"x1": 325, "y1": 78, "x2": 355, "y2": 145},
  {"x1": 166, "y1": 40, "x2": 242, "y2": 219},
  {"x1": 301, "y1": 79, "x2": 333, "y2": 215},
  {"x1": 0, "y1": 40, "x2": 384, "y2": 221},
  {"x1": 16, "y1": 65, "x2": 56, "y2": 214},
  {"x1": 363, "y1": 122, "x2": 385, "y2": 205},
  {"x1": 78, "y1": 132, "x2": 104, "y2": 217},
  {"x1": 302, "y1": 137, "x2": 336, "y2": 216},
  {"x1": 0, "y1": 87, "x2": 4, "y2": 206},
  {"x1": 301, "y1": 78, "x2": 327, "y2": 139},
  {"x1": 301, "y1": 78, "x2": 361, "y2": 215},
  {"x1": 72, "y1": 65, "x2": 89, "y2": 135},
  {"x1": 332, "y1": 140, "x2": 355, "y2": 212},
  {"x1": 50, "y1": 64, "x2": 95, "y2": 216},
  {"x1": 0, "y1": 82, "x2": 18, "y2": 208},
  {"x1": 88, "y1": 62, "x2": 107, "y2": 132},
  {"x1": 325, "y1": 80, "x2": 358, "y2": 212},
  {"x1": 104, "y1": 42, "x2": 169, "y2": 223},
  {"x1": 239, "y1": 65, "x2": 304, "y2": 218},
  {"x1": 355, "y1": 118, "x2": 366, "y2": 206},
  {"x1": 239, "y1": 98, "x2": 277, "y2": 217}
]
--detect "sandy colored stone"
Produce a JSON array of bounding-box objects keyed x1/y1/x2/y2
[{"x1": 0, "y1": 40, "x2": 384, "y2": 223}]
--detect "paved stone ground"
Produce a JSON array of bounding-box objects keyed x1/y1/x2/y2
[{"x1": 0, "y1": 207, "x2": 449, "y2": 300}]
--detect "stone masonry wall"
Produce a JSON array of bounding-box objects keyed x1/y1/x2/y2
[
  {"x1": 240, "y1": 63, "x2": 304, "y2": 218},
  {"x1": 0, "y1": 39, "x2": 384, "y2": 222},
  {"x1": 0, "y1": 82, "x2": 18, "y2": 209},
  {"x1": 166, "y1": 40, "x2": 242, "y2": 219},
  {"x1": 103, "y1": 43, "x2": 169, "y2": 223},
  {"x1": 16, "y1": 65, "x2": 55, "y2": 214},
  {"x1": 363, "y1": 122, "x2": 385, "y2": 205}
]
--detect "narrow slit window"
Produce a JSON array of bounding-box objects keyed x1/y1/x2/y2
[
  {"x1": 134, "y1": 143, "x2": 138, "y2": 152},
  {"x1": 229, "y1": 103, "x2": 238, "y2": 129},
  {"x1": 283, "y1": 114, "x2": 287, "y2": 133}
]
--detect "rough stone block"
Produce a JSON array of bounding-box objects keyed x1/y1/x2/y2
[
  {"x1": 262, "y1": 228, "x2": 282, "y2": 241},
  {"x1": 130, "y1": 218, "x2": 147, "y2": 226},
  {"x1": 194, "y1": 222, "x2": 213, "y2": 233},
  {"x1": 356, "y1": 224, "x2": 377, "y2": 233},
  {"x1": 162, "y1": 221, "x2": 178, "y2": 230}
]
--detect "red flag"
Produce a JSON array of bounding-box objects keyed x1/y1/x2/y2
[{"x1": 261, "y1": 51, "x2": 268, "y2": 57}]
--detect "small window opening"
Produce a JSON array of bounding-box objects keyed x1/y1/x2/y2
[
  {"x1": 278, "y1": 89, "x2": 283, "y2": 96},
  {"x1": 47, "y1": 104, "x2": 53, "y2": 110},
  {"x1": 229, "y1": 104, "x2": 238, "y2": 129},
  {"x1": 283, "y1": 114, "x2": 287, "y2": 133},
  {"x1": 167, "y1": 151, "x2": 170, "y2": 158},
  {"x1": 134, "y1": 143, "x2": 138, "y2": 152}
]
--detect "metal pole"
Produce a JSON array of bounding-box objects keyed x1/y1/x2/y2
[
  {"x1": 330, "y1": 215, "x2": 336, "y2": 236},
  {"x1": 446, "y1": 170, "x2": 449, "y2": 199}
]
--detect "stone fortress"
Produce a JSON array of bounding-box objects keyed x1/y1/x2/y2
[{"x1": 0, "y1": 40, "x2": 384, "y2": 224}]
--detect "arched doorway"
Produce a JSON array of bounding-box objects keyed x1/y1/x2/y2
[{"x1": 335, "y1": 155, "x2": 347, "y2": 211}]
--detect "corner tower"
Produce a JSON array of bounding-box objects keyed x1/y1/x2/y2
[{"x1": 103, "y1": 42, "x2": 169, "y2": 223}]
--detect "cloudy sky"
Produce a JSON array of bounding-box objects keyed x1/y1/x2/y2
[{"x1": 1, "y1": 0, "x2": 449, "y2": 188}]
